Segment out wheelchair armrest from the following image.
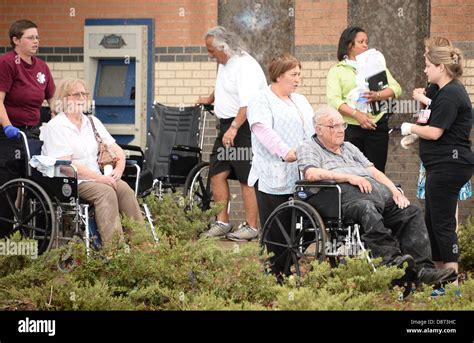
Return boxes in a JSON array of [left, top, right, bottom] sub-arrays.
[[126, 160, 137, 166], [295, 179, 337, 186], [54, 160, 77, 178], [55, 160, 72, 166], [119, 144, 144, 154], [395, 184, 404, 195], [119, 144, 145, 159], [172, 145, 201, 153]]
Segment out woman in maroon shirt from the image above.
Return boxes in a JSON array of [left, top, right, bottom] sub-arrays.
[[0, 19, 55, 138], [0, 19, 55, 237]]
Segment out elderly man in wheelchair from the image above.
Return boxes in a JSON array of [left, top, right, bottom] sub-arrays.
[[292, 105, 457, 286]]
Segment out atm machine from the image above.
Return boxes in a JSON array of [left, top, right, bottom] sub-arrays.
[[84, 19, 154, 148]]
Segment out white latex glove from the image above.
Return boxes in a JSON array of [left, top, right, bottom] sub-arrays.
[[401, 122, 414, 136], [400, 133, 419, 149]]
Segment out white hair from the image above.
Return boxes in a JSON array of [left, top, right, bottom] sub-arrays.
[[313, 105, 342, 127], [205, 26, 246, 58]]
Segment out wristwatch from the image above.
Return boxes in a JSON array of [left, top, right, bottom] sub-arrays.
[[231, 120, 239, 129]]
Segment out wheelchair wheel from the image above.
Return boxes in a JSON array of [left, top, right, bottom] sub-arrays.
[[260, 200, 328, 277], [183, 162, 212, 211], [0, 178, 56, 254]]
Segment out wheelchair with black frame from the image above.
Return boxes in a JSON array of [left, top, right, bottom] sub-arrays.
[[260, 179, 414, 296], [0, 101, 215, 258], [120, 102, 215, 211], [0, 130, 157, 260]]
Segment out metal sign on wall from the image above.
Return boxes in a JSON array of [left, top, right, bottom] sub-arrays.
[[99, 34, 127, 49]]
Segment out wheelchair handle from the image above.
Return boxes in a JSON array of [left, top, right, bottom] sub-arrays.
[[295, 180, 337, 186], [201, 104, 215, 116]]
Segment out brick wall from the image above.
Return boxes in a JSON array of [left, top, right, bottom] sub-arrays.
[[295, 0, 348, 45], [0, 0, 217, 47], [430, 0, 474, 42], [48, 62, 84, 81], [154, 62, 216, 106]]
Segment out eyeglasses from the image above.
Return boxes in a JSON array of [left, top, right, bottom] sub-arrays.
[[318, 122, 348, 131], [22, 35, 40, 41], [68, 92, 89, 99]]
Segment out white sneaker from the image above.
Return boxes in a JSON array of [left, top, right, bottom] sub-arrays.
[[226, 223, 258, 242], [201, 222, 232, 238]]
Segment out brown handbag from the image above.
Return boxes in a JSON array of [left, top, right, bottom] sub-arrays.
[[88, 115, 117, 171]]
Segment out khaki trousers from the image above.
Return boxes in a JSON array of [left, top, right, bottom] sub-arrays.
[[78, 180, 143, 246]]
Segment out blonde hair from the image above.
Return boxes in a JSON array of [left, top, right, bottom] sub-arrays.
[[425, 46, 463, 79], [424, 36, 452, 50], [51, 79, 89, 114]]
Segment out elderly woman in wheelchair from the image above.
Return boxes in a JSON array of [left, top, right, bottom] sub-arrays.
[[40, 78, 144, 247], [260, 105, 457, 289]]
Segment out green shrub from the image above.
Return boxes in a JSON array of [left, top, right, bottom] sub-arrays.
[[0, 194, 473, 311], [459, 217, 474, 272]]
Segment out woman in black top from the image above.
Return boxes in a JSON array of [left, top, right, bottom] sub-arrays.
[[401, 45, 474, 282]]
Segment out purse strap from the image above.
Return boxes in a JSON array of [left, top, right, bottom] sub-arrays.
[[88, 115, 103, 144]]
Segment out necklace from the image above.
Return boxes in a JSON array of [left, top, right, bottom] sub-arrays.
[[288, 95, 305, 128]]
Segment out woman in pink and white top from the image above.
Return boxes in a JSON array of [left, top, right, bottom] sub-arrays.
[[247, 53, 314, 276]]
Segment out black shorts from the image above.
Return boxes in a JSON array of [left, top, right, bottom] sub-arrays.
[[209, 118, 252, 183]]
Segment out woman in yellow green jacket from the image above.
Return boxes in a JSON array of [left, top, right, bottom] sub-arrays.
[[326, 27, 401, 172]]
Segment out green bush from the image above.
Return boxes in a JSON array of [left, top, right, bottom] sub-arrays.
[[0, 194, 473, 311], [459, 217, 474, 272]]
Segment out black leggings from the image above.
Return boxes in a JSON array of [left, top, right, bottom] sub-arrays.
[[425, 163, 473, 262], [255, 182, 292, 275]]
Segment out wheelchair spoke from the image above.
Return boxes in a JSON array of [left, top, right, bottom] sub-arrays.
[[260, 199, 329, 277], [0, 217, 16, 225], [290, 207, 297, 242], [4, 190, 21, 220], [19, 206, 45, 227], [282, 251, 293, 275], [294, 221, 312, 243], [261, 238, 293, 249], [197, 176, 206, 194], [20, 224, 47, 235], [193, 191, 204, 201], [274, 217, 292, 246]]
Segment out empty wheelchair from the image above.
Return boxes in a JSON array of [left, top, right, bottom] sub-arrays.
[[121, 103, 214, 211]]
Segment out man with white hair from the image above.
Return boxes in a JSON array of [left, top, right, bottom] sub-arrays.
[[197, 26, 267, 241], [297, 105, 457, 285]]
